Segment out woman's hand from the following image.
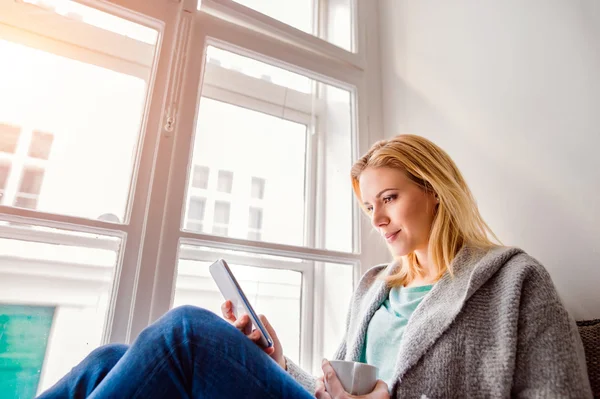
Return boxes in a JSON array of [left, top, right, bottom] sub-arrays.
[[315, 360, 389, 399], [221, 300, 286, 370]]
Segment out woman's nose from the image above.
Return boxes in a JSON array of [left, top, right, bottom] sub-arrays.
[[371, 207, 389, 228]]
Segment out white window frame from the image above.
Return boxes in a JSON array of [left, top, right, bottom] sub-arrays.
[[0, 0, 386, 377], [134, 2, 384, 372]]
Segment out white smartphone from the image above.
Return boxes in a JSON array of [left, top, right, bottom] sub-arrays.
[[209, 259, 274, 349]]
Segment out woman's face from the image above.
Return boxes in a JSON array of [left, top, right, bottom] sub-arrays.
[[359, 167, 438, 257]]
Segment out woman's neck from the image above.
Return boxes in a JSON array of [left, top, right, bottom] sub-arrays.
[[407, 248, 437, 287]]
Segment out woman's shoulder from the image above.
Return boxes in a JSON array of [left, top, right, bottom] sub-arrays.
[[480, 246, 561, 303], [491, 246, 552, 280], [358, 262, 392, 285]]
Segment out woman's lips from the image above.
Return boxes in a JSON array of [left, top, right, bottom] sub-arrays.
[[385, 230, 400, 243]]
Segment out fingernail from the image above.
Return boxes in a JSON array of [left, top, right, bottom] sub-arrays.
[[322, 358, 328, 366]]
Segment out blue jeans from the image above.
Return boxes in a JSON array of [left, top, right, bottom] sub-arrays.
[[37, 306, 314, 399]]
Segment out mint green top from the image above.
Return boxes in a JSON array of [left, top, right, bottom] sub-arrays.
[[362, 284, 434, 387]]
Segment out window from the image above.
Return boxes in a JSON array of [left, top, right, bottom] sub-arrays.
[[192, 165, 209, 189], [217, 170, 233, 193], [2, 0, 381, 382], [212, 200, 231, 236], [28, 131, 54, 160], [0, 124, 20, 154], [186, 196, 206, 232], [250, 177, 265, 199]]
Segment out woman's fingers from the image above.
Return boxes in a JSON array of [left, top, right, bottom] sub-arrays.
[[321, 360, 347, 398], [221, 301, 236, 322], [233, 314, 251, 332], [315, 377, 332, 399]]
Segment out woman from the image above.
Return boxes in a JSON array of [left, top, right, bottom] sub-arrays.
[[37, 135, 592, 398]]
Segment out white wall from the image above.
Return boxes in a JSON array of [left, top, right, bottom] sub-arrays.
[[378, 0, 600, 320]]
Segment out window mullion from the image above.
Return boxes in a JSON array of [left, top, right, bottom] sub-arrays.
[[136, 12, 207, 333]]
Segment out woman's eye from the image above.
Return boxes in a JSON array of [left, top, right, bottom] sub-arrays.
[[366, 206, 373, 213], [383, 195, 397, 203]]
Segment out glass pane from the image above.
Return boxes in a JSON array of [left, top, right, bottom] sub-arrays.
[[0, 124, 20, 154], [0, 222, 121, 395], [320, 262, 353, 360], [21, 0, 158, 45], [186, 46, 355, 252], [216, 0, 354, 52], [207, 46, 311, 93], [173, 245, 303, 364], [0, 5, 158, 222], [234, 0, 313, 33], [186, 98, 307, 245]]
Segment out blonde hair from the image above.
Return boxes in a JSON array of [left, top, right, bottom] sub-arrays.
[[351, 134, 500, 287]]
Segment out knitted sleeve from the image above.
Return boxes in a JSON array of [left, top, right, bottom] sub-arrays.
[[511, 262, 593, 398]]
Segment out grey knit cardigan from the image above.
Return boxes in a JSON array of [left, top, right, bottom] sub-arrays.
[[286, 246, 592, 398]]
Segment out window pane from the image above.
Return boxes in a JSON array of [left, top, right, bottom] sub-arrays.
[[0, 124, 20, 154], [28, 131, 54, 160], [217, 170, 233, 193], [320, 262, 353, 361], [206, 46, 311, 93], [0, 7, 159, 222], [203, 1, 354, 52], [251, 177, 265, 199], [187, 46, 355, 252], [187, 97, 307, 246], [192, 165, 209, 189], [0, 222, 121, 394], [173, 245, 303, 364], [233, 0, 313, 33]]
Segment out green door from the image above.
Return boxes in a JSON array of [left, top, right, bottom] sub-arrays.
[[0, 305, 55, 399]]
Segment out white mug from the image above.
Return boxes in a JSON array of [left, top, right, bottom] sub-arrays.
[[328, 360, 378, 396]]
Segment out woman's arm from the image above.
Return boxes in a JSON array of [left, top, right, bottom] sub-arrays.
[[511, 267, 592, 398], [284, 264, 387, 394]]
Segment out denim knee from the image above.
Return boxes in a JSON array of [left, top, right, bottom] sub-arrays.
[[84, 343, 128, 370], [162, 305, 221, 328]]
